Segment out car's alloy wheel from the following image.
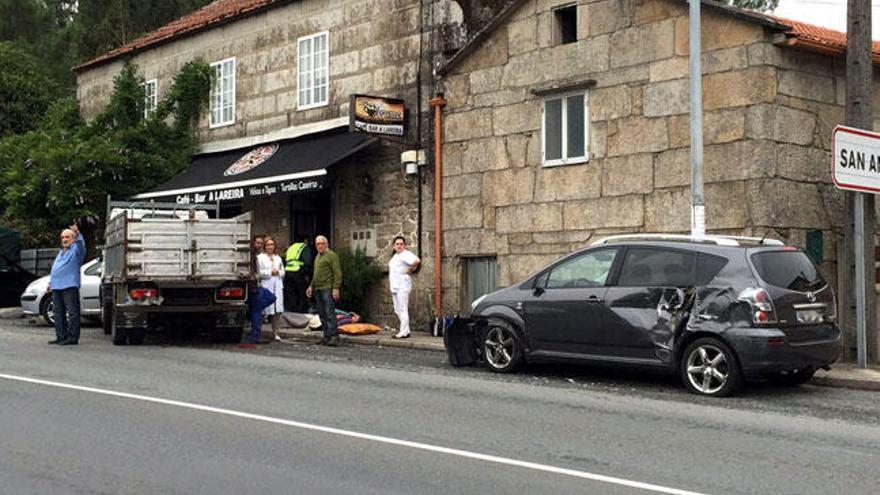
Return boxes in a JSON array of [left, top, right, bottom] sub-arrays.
[[483, 323, 522, 373], [41, 297, 55, 327], [681, 338, 742, 397]]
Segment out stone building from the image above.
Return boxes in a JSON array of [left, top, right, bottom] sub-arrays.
[[434, 0, 880, 358], [74, 0, 471, 329]]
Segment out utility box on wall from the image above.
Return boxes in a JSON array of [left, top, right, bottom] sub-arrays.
[[351, 228, 377, 257]]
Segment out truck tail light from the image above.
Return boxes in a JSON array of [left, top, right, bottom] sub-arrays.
[[130, 288, 158, 299], [217, 285, 246, 300], [738, 287, 777, 325]]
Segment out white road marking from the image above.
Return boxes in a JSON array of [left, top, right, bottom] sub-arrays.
[[0, 372, 708, 495]]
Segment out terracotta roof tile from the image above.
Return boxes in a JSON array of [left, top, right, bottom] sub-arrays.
[[75, 0, 880, 72], [771, 16, 880, 60], [74, 0, 286, 71]]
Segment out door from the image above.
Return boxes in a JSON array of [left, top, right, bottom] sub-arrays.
[[522, 248, 619, 354], [290, 191, 331, 244], [81, 260, 103, 313], [603, 247, 697, 361]]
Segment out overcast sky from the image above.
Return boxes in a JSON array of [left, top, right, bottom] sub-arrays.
[[772, 0, 879, 37]]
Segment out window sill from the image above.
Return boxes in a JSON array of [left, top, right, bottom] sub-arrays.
[[542, 157, 589, 168], [297, 101, 329, 112], [209, 120, 235, 129]]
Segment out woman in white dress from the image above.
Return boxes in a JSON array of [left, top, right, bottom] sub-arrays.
[[388, 236, 420, 339], [257, 237, 285, 340]]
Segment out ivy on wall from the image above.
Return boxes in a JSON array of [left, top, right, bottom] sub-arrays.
[[0, 59, 212, 248]]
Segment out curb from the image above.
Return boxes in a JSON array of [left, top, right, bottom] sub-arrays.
[[277, 329, 445, 352], [0, 307, 23, 320], [812, 374, 880, 392]]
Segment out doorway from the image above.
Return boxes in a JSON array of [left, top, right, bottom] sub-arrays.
[[289, 191, 332, 245]]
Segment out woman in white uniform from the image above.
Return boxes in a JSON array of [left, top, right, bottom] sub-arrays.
[[257, 237, 285, 340], [388, 236, 420, 339]]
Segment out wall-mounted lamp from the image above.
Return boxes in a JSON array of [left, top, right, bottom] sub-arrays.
[[401, 149, 427, 176]]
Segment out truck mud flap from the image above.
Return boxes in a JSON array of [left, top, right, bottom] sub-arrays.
[[443, 317, 484, 367]]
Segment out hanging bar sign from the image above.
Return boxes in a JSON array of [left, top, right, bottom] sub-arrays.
[[349, 94, 406, 136]]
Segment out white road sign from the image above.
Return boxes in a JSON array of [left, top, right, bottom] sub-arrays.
[[833, 125, 880, 193]]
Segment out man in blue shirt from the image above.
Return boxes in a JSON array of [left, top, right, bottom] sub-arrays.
[[48, 223, 86, 345]]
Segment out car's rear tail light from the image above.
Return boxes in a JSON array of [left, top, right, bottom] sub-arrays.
[[767, 337, 785, 346], [217, 286, 246, 300], [130, 288, 159, 299], [738, 287, 777, 325]]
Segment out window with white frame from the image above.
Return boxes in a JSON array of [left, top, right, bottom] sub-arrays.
[[142, 79, 157, 118], [297, 31, 329, 109], [542, 91, 588, 166], [210, 58, 236, 127]]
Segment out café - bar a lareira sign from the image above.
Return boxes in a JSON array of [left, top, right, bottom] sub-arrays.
[[349, 94, 405, 136]]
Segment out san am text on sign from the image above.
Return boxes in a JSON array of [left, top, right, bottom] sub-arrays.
[[833, 125, 880, 193]]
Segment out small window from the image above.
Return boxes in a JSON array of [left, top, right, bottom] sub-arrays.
[[84, 261, 103, 277], [142, 79, 157, 118], [554, 5, 577, 45], [298, 31, 330, 110], [618, 248, 696, 287], [542, 92, 588, 166], [466, 257, 497, 308], [210, 58, 236, 127], [545, 249, 616, 289], [695, 253, 729, 285]]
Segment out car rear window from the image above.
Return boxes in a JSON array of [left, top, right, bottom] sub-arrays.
[[750, 251, 825, 291]]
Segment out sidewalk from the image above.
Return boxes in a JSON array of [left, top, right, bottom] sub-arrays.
[[276, 325, 445, 352], [813, 365, 880, 392]]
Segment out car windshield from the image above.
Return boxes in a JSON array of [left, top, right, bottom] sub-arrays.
[[750, 251, 825, 292]]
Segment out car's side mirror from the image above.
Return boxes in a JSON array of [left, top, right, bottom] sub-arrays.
[[533, 286, 545, 297]]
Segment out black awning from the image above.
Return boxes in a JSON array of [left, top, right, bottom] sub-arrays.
[[134, 129, 375, 204]]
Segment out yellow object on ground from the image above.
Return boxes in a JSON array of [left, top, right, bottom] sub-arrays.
[[339, 323, 381, 335]]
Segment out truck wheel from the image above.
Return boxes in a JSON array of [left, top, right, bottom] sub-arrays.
[[101, 300, 113, 335], [214, 327, 244, 344], [128, 327, 146, 345], [111, 310, 128, 346]]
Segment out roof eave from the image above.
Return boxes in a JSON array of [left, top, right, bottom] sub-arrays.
[[73, 0, 294, 73]]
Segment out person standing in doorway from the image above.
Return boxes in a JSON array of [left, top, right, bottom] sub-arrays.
[[284, 234, 313, 313], [257, 237, 285, 341], [388, 236, 421, 339], [48, 222, 86, 345], [247, 234, 275, 343], [306, 235, 342, 346]]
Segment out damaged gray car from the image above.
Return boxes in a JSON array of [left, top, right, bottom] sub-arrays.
[[444, 235, 841, 397]]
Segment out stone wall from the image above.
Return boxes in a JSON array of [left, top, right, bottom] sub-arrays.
[[75, 0, 438, 329], [439, 0, 880, 317], [76, 0, 427, 144]]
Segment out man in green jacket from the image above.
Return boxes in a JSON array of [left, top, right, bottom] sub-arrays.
[[306, 235, 342, 346]]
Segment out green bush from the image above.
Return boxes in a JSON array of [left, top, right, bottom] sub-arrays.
[[336, 246, 383, 317]]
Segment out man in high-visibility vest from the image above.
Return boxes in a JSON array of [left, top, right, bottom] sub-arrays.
[[284, 235, 313, 313]]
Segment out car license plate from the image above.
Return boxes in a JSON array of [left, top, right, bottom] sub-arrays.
[[796, 309, 823, 324]]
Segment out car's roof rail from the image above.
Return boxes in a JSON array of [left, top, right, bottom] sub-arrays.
[[592, 234, 785, 247]]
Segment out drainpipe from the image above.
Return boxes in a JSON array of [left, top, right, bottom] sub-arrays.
[[429, 94, 447, 317]]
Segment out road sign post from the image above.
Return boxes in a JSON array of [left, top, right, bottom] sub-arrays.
[[832, 125, 880, 368]]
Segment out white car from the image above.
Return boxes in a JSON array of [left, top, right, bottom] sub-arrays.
[[20, 259, 103, 326]]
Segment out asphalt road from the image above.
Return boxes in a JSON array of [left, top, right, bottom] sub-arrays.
[[1, 316, 878, 495]]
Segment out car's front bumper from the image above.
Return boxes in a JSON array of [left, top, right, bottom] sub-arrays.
[[20, 293, 40, 316], [726, 324, 841, 377]]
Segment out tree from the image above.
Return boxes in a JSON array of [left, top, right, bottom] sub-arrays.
[[72, 0, 213, 61], [0, 59, 212, 247], [0, 42, 55, 137]]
